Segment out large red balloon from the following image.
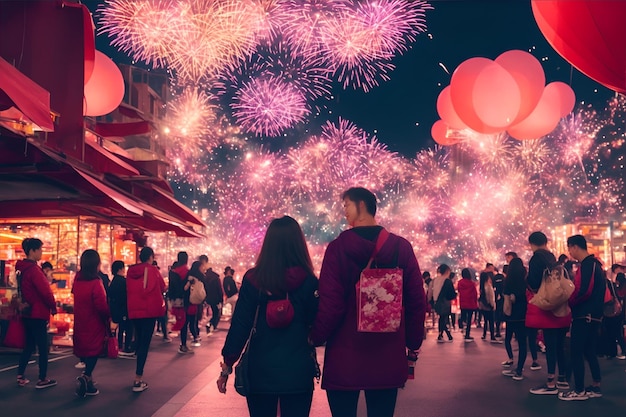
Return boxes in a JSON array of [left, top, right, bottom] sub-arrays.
[[531, 0, 626, 94], [84, 51, 125, 117], [472, 61, 521, 130], [436, 86, 467, 130], [495, 50, 545, 124], [450, 57, 501, 134], [507, 83, 563, 140], [431, 120, 461, 146]]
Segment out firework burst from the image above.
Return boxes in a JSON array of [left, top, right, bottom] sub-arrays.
[[231, 75, 309, 136]]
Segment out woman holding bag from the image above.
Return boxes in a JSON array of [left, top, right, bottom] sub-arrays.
[[217, 216, 319, 417], [501, 257, 530, 381], [72, 249, 111, 397]]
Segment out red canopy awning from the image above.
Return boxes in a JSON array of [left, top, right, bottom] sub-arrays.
[[84, 135, 141, 177], [0, 56, 54, 131], [93, 121, 151, 137]]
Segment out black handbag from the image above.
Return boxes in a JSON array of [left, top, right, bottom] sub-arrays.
[[234, 303, 260, 396]]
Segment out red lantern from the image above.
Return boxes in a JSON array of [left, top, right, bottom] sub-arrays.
[[436, 86, 467, 130], [495, 50, 545, 124], [531, 0, 626, 94], [507, 83, 562, 140], [83, 51, 125, 117], [431, 120, 462, 146]]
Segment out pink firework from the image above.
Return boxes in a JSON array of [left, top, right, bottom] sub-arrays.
[[98, 0, 181, 68], [319, 0, 431, 91], [231, 75, 309, 136]]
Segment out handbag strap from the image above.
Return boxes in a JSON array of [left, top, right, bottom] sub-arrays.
[[365, 228, 390, 269], [241, 301, 261, 356], [16, 270, 23, 297]]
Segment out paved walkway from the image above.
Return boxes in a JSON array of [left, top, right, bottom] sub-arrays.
[[2, 324, 626, 417]]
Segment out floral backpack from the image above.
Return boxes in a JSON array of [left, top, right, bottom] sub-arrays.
[[356, 229, 403, 333]]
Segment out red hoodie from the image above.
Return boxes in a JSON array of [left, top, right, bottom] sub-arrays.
[[458, 277, 478, 310], [126, 262, 166, 319], [15, 259, 56, 320]]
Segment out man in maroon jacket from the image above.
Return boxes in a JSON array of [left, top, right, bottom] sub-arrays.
[[310, 187, 427, 417]]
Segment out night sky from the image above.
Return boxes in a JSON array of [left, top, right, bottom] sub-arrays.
[[86, 0, 616, 157]]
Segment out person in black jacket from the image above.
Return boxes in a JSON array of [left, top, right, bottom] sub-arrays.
[[559, 234, 606, 401], [108, 261, 134, 356], [223, 266, 239, 317], [217, 216, 319, 417], [428, 264, 457, 342], [501, 257, 528, 380], [205, 267, 223, 334]]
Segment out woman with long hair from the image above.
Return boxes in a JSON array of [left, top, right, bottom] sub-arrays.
[[72, 249, 110, 397], [478, 272, 499, 343], [217, 216, 319, 417]]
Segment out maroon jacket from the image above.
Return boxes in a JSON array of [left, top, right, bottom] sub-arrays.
[[458, 277, 478, 310], [309, 227, 426, 390], [126, 262, 166, 319], [15, 259, 56, 320], [72, 272, 110, 357]]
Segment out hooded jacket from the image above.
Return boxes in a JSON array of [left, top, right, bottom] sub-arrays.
[[15, 259, 56, 320], [309, 226, 426, 390], [72, 271, 110, 357], [126, 262, 166, 319], [458, 276, 478, 310], [221, 266, 318, 394]]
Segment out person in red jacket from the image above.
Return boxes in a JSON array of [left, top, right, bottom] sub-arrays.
[[458, 268, 478, 342], [310, 187, 426, 417], [72, 249, 111, 397], [126, 247, 166, 393], [15, 238, 57, 389]]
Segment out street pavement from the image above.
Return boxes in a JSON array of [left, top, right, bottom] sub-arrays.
[[1, 321, 626, 417]]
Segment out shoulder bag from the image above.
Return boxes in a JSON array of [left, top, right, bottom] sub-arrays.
[[356, 229, 403, 333]]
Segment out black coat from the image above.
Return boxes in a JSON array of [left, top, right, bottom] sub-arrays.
[[223, 275, 238, 298], [205, 269, 223, 305], [221, 267, 319, 395], [108, 274, 128, 323]]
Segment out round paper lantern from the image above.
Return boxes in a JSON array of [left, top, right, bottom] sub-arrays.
[[507, 83, 562, 140], [84, 51, 125, 117], [495, 50, 545, 124], [431, 120, 461, 146], [547, 81, 575, 117], [472, 60, 521, 130], [450, 57, 501, 134], [436, 86, 468, 130], [531, 0, 626, 94]]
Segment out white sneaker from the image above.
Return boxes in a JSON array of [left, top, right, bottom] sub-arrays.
[[75, 362, 86, 369]]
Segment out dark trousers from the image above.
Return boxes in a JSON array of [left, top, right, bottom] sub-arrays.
[[18, 318, 49, 380], [83, 356, 98, 377], [117, 318, 134, 352], [132, 318, 156, 377], [571, 319, 602, 392], [481, 310, 494, 339], [601, 316, 626, 357], [505, 321, 527, 374], [438, 311, 451, 337], [327, 389, 398, 417], [181, 313, 198, 346], [526, 327, 539, 360], [461, 309, 473, 338], [543, 327, 568, 377], [246, 391, 313, 417], [209, 303, 221, 329]]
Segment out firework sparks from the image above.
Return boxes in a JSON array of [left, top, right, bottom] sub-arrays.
[[231, 75, 309, 136]]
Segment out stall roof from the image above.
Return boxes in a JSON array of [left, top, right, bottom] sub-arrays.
[[0, 56, 53, 131]]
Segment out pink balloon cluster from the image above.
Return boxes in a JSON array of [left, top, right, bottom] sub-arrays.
[[432, 50, 575, 145]]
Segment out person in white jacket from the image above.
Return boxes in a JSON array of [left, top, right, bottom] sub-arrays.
[[479, 272, 501, 343]]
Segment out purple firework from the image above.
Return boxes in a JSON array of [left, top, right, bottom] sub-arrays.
[[231, 75, 310, 136]]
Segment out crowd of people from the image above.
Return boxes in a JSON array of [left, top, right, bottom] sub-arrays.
[[14, 238, 239, 397], [9, 186, 626, 415], [424, 231, 626, 402]]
